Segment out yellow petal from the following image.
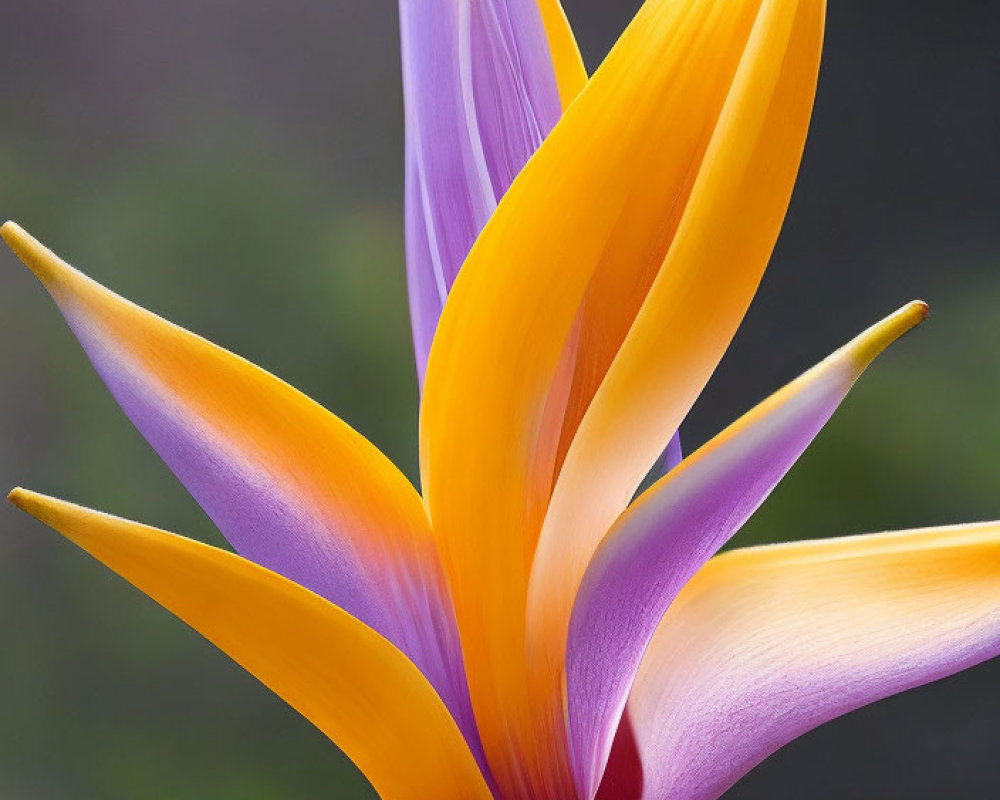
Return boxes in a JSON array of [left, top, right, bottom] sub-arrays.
[[531, 0, 825, 765], [543, 0, 826, 626], [550, 0, 825, 561], [421, 0, 824, 794], [548, 0, 824, 478], [9, 489, 492, 800], [535, 0, 588, 106]]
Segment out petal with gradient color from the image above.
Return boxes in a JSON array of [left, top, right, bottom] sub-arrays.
[[1, 223, 481, 762], [567, 301, 927, 799], [627, 524, 1000, 800], [8, 490, 492, 800], [530, 3, 828, 750], [422, 1, 824, 793]]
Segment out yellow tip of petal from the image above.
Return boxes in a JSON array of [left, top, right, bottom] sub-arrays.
[[8, 488, 91, 541], [8, 486, 116, 543], [8, 487, 58, 528], [8, 486, 31, 511], [2, 221, 73, 288], [847, 299, 929, 368]]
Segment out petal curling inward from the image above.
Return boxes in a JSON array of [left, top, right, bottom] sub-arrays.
[[565, 301, 927, 798], [627, 523, 1000, 800], [8, 490, 493, 800], [400, 0, 568, 386], [1, 222, 482, 764], [422, 0, 823, 794]]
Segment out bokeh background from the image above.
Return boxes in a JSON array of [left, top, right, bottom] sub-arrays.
[[0, 1, 997, 797]]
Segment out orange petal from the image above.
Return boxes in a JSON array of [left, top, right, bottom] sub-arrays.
[[421, 0, 824, 795], [535, 0, 588, 106], [530, 0, 825, 775], [9, 489, 493, 800]]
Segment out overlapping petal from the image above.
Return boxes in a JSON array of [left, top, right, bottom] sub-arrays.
[[8, 489, 492, 800], [4, 1, 995, 799], [626, 523, 1000, 800], [565, 301, 926, 798], [543, 0, 825, 482], [597, 711, 645, 800], [1, 223, 481, 762], [401, 0, 579, 385], [532, 0, 587, 105], [421, 0, 824, 793]]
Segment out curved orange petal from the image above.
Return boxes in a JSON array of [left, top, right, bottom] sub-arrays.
[[9, 489, 493, 800], [534, 0, 587, 105], [547, 0, 823, 478], [421, 0, 823, 795], [530, 0, 825, 769]]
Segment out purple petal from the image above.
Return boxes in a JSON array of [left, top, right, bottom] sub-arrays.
[[627, 523, 1000, 800], [588, 429, 681, 800], [593, 427, 682, 800], [399, 0, 563, 385], [651, 430, 683, 479], [565, 303, 929, 799], [2, 223, 486, 770]]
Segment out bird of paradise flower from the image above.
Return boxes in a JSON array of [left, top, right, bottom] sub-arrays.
[[5, 0, 999, 799]]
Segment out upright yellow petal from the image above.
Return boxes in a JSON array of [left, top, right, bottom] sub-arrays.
[[535, 0, 588, 106], [421, 0, 823, 795], [548, 0, 822, 475], [9, 489, 492, 800], [548, 0, 825, 575], [531, 0, 825, 772]]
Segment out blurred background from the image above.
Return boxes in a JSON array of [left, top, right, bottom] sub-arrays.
[[0, 1, 997, 797]]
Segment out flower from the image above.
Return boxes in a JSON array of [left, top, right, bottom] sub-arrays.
[[4, 0, 999, 799]]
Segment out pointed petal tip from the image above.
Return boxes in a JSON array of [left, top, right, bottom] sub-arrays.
[[7, 486, 30, 510], [1, 221, 73, 288], [2, 220, 38, 264], [885, 299, 930, 333], [8, 488, 87, 537], [7, 489, 494, 800], [8, 487, 58, 526], [1, 219, 23, 243], [848, 299, 929, 368], [904, 298, 930, 324]]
